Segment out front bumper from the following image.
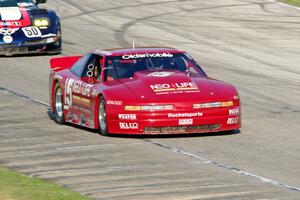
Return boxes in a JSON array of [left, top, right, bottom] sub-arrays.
[[107, 107, 241, 135], [0, 35, 61, 55]]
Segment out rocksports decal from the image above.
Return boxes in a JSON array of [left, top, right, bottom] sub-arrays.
[[168, 112, 203, 118], [122, 53, 173, 59]]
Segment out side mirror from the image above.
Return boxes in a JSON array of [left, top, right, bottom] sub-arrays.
[[36, 0, 47, 5]]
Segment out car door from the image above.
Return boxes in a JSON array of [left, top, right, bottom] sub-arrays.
[[75, 54, 103, 128], [64, 53, 92, 125]]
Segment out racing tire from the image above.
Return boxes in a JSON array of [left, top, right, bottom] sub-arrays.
[[54, 83, 65, 125], [98, 96, 109, 136]]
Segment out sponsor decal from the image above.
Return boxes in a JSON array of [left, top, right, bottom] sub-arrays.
[[122, 53, 173, 60], [3, 35, 13, 43], [119, 122, 139, 129], [179, 119, 193, 125], [147, 71, 174, 77], [64, 78, 92, 106], [73, 80, 92, 97], [150, 82, 199, 94], [227, 117, 239, 124], [118, 114, 137, 120], [0, 28, 18, 43], [0, 21, 21, 26], [107, 100, 122, 106], [72, 95, 90, 105], [229, 108, 239, 115], [168, 112, 203, 118]]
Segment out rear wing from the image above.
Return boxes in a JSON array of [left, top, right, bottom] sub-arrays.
[[50, 56, 82, 72]]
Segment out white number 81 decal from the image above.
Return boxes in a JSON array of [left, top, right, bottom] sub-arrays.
[[22, 26, 42, 38]]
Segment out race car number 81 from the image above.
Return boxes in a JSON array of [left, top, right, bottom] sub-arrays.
[[22, 26, 42, 38]]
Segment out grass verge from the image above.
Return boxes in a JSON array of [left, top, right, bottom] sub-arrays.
[[0, 166, 91, 200], [281, 0, 300, 7]]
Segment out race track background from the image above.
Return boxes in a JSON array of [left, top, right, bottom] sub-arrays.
[[1, 0, 300, 199]]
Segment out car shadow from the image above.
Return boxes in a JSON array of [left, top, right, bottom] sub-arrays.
[[110, 129, 241, 139]]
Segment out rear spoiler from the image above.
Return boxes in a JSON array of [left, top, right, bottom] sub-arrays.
[[50, 56, 82, 72]]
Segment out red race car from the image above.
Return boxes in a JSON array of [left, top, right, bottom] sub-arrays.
[[49, 47, 241, 136]]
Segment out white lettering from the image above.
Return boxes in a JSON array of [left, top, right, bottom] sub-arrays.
[[168, 112, 203, 118], [118, 114, 137, 120], [227, 117, 239, 124], [107, 100, 122, 105], [229, 108, 239, 115], [122, 53, 173, 60], [119, 122, 139, 129]]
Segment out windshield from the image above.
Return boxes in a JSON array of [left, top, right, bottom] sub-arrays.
[[106, 53, 206, 80], [0, 0, 34, 7]]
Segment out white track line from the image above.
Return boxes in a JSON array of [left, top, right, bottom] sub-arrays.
[[0, 87, 50, 107], [147, 140, 300, 192]]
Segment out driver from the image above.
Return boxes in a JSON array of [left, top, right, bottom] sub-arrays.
[[94, 65, 101, 81]]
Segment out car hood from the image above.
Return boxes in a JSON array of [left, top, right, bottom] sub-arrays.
[[116, 70, 231, 103], [0, 5, 47, 28], [0, 6, 31, 28]]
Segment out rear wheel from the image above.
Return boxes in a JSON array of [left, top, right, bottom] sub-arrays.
[[54, 83, 65, 124], [98, 96, 109, 136]]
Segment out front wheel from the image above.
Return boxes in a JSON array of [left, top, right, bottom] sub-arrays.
[[54, 83, 65, 124], [98, 96, 109, 136]]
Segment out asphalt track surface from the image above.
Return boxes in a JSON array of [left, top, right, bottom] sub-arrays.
[[1, 0, 300, 199]]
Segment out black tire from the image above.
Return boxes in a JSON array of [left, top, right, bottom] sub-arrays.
[[54, 83, 65, 124], [98, 96, 109, 136]]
